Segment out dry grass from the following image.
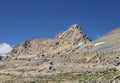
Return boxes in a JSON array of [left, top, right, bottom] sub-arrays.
[[1, 67, 120, 83]]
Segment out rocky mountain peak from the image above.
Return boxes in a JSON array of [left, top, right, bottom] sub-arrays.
[[55, 24, 90, 44], [55, 24, 83, 39], [9, 24, 91, 57], [68, 24, 81, 31]]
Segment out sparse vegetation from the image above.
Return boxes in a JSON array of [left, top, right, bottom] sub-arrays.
[[2, 67, 119, 83]]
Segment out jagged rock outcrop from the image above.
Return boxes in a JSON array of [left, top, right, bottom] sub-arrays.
[[9, 24, 90, 57]]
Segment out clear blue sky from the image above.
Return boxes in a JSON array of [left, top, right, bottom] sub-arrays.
[[0, 0, 120, 45]]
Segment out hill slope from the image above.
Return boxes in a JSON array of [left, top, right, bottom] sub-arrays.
[[0, 25, 120, 83], [74, 27, 120, 52]]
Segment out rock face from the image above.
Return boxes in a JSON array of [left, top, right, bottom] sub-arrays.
[[9, 24, 90, 57]]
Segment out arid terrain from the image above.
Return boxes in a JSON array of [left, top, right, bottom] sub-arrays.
[[0, 24, 120, 83]]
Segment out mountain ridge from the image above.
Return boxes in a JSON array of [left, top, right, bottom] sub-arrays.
[[9, 24, 90, 57], [1, 24, 120, 82]]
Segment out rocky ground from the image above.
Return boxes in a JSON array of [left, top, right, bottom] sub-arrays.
[[0, 24, 120, 83]]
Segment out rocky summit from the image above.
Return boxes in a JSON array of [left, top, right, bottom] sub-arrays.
[[0, 24, 120, 83], [9, 24, 90, 57]]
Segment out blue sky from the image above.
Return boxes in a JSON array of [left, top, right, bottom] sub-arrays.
[[0, 0, 120, 46]]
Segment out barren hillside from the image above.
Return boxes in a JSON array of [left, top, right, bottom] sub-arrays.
[[0, 24, 120, 83]]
